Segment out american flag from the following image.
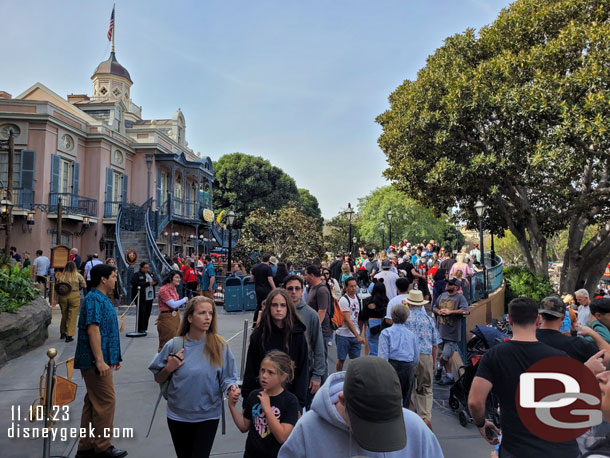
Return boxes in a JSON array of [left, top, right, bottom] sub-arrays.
[[107, 6, 115, 41]]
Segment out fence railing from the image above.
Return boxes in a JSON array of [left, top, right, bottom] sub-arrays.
[[104, 201, 122, 218], [48, 192, 97, 216]]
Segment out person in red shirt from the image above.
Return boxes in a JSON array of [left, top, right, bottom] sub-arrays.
[[156, 271, 188, 351], [182, 260, 199, 299]]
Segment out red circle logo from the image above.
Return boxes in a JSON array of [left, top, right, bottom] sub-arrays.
[[516, 356, 601, 441]]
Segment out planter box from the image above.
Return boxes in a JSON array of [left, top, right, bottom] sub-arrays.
[[0, 296, 51, 367]]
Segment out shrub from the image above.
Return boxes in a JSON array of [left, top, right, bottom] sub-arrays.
[[0, 259, 40, 313], [504, 265, 554, 304]]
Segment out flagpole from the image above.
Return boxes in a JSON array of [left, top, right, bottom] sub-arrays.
[[112, 3, 116, 53]]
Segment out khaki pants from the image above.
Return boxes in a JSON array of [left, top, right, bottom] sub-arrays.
[[59, 291, 81, 337], [157, 311, 181, 352], [78, 368, 116, 453], [410, 353, 434, 421]]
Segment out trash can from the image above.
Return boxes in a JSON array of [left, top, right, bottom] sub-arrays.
[[224, 276, 244, 312], [243, 278, 257, 311]]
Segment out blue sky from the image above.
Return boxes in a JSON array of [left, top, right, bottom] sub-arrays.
[[4, 0, 512, 218]]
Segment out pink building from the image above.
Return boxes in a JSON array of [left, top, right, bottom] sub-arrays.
[[0, 51, 215, 276]]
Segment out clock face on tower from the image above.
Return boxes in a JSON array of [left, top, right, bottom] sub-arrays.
[[114, 150, 124, 165], [0, 124, 20, 140], [61, 134, 74, 150]]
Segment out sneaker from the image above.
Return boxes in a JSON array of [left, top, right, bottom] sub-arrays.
[[434, 368, 443, 381], [438, 375, 455, 386], [328, 341, 333, 346]]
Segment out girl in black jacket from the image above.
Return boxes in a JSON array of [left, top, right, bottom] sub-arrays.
[[242, 288, 309, 409]]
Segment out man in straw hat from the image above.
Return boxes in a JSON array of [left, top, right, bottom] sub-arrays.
[[404, 289, 441, 430], [278, 356, 443, 457]]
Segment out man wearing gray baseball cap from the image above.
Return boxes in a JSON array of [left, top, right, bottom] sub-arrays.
[[278, 356, 442, 457]]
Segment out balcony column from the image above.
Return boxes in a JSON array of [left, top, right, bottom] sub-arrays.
[[145, 154, 152, 202]]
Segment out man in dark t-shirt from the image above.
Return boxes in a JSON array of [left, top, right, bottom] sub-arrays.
[[468, 297, 580, 458], [536, 296, 599, 363], [328, 254, 344, 284], [251, 254, 276, 325]]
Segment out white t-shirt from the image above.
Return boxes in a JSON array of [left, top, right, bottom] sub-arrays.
[[84, 258, 103, 280], [385, 293, 409, 320], [336, 294, 360, 338], [578, 304, 591, 327], [374, 270, 400, 300]]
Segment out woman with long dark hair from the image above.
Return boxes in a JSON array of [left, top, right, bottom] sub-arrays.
[[362, 281, 389, 356], [242, 288, 309, 409], [148, 296, 239, 458], [156, 271, 188, 352], [273, 262, 289, 288]]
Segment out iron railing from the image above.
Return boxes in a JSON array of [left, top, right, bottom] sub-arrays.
[[104, 201, 122, 218], [145, 203, 171, 280], [48, 192, 97, 216], [115, 204, 129, 301]]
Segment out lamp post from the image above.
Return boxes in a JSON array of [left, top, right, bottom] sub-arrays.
[[345, 203, 354, 257], [474, 200, 488, 298], [352, 236, 357, 259], [226, 211, 235, 276], [387, 210, 393, 248], [380, 222, 385, 250]]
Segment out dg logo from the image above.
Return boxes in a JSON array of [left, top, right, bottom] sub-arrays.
[[516, 356, 602, 441]]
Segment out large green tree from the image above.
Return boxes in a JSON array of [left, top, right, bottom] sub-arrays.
[[213, 153, 299, 227], [357, 187, 463, 251], [233, 203, 323, 267], [376, 0, 610, 294], [298, 188, 323, 230]]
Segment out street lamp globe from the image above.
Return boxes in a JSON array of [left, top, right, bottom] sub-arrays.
[[387, 210, 393, 221], [227, 210, 236, 226], [352, 236, 357, 244], [0, 197, 14, 217], [345, 203, 354, 221], [474, 200, 487, 218]]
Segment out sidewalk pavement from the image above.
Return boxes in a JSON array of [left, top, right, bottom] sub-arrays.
[[0, 305, 492, 458]]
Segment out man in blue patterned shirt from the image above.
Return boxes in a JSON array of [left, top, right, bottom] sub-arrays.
[[404, 289, 441, 430], [74, 264, 126, 458]]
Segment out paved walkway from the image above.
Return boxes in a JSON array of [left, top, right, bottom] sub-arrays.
[[0, 306, 492, 458]]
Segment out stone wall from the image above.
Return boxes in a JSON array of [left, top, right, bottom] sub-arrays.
[[0, 296, 51, 367]]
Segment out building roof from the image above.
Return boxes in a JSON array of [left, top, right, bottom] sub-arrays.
[[92, 52, 132, 83]]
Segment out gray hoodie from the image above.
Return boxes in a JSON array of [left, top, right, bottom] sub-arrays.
[[296, 298, 326, 381], [278, 372, 444, 457]]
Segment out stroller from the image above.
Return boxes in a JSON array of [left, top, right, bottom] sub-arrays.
[[448, 325, 508, 427]]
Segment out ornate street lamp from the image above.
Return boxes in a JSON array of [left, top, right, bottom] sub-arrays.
[[474, 200, 488, 298], [380, 222, 385, 250], [387, 209, 393, 247], [345, 203, 354, 257], [227, 211, 236, 275]]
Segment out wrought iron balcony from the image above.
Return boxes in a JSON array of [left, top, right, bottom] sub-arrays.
[[48, 192, 98, 217]]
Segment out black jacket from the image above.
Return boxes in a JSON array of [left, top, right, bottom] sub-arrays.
[[130, 270, 156, 300], [242, 319, 309, 408]]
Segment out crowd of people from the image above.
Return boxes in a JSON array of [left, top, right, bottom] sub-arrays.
[[8, 240, 610, 457]]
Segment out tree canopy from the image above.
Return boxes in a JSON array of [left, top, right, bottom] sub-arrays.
[[357, 187, 464, 251], [298, 188, 323, 230], [233, 203, 323, 267], [213, 153, 299, 227], [376, 0, 610, 293]]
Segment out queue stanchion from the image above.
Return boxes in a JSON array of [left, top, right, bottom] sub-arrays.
[[42, 348, 58, 458], [126, 287, 146, 338], [240, 319, 248, 383]]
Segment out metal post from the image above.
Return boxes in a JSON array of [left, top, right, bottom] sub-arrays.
[[56, 198, 63, 246], [348, 222, 352, 257], [227, 226, 232, 276], [42, 348, 57, 458], [127, 286, 146, 337], [479, 218, 488, 298], [389, 221, 392, 248], [4, 130, 13, 255], [490, 230, 496, 267], [240, 319, 248, 381], [382, 229, 385, 251]]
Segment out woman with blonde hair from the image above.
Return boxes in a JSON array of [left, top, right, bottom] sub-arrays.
[[55, 261, 86, 342], [449, 253, 474, 279], [242, 288, 309, 409], [148, 296, 239, 458]]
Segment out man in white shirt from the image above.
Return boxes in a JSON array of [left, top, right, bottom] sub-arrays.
[[575, 288, 591, 326], [335, 277, 364, 372], [375, 260, 400, 300], [385, 278, 411, 326], [84, 254, 103, 292]]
